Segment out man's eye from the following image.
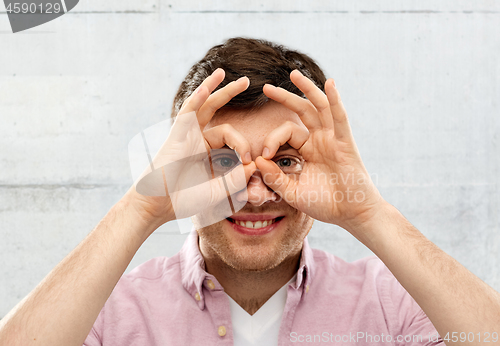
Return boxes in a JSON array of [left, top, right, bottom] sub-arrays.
[[276, 158, 293, 167], [205, 148, 241, 177], [274, 157, 303, 173], [212, 156, 238, 171], [217, 157, 236, 168]]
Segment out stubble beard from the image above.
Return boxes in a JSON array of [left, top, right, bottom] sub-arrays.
[[196, 211, 313, 272]]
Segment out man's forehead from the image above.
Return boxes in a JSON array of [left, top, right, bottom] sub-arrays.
[[207, 103, 303, 129], [205, 102, 305, 157]]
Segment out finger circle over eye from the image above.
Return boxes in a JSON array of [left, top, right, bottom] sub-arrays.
[[261, 121, 309, 159], [203, 124, 252, 164]]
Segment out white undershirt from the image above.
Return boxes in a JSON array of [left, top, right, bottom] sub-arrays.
[[227, 275, 296, 346]]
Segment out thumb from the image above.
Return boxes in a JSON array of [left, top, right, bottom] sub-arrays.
[[255, 156, 294, 202]]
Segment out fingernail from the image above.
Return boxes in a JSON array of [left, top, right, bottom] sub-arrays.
[[293, 69, 303, 76], [244, 152, 252, 163], [196, 86, 202, 94], [237, 76, 250, 88], [331, 79, 336, 88], [265, 84, 277, 90], [262, 147, 270, 158], [211, 68, 222, 76]]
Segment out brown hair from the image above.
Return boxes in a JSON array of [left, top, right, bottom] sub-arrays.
[[171, 37, 327, 119]]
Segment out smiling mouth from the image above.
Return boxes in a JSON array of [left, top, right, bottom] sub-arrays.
[[226, 217, 284, 229]]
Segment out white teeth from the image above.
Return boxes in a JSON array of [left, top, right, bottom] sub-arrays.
[[233, 219, 275, 228]]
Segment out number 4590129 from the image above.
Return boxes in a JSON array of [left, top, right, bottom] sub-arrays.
[[6, 2, 63, 14], [443, 332, 498, 343]]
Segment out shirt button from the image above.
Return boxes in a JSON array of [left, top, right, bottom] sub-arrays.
[[195, 292, 201, 301], [207, 279, 215, 290], [218, 325, 226, 337]]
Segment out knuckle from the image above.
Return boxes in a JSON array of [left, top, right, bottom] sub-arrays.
[[284, 122, 298, 135], [226, 88, 240, 99], [221, 123, 233, 131], [204, 102, 218, 115], [335, 111, 348, 123], [298, 108, 309, 117], [316, 102, 329, 113], [306, 102, 317, 113], [277, 91, 289, 104]]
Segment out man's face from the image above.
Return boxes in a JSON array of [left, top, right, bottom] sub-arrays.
[[193, 100, 314, 272]]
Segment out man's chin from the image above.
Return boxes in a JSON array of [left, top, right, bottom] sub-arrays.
[[220, 248, 288, 272], [195, 207, 312, 274]]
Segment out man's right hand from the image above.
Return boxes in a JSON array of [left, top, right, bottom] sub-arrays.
[[125, 68, 257, 236]]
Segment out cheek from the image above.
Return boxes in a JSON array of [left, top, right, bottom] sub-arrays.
[[191, 217, 225, 238], [295, 214, 314, 236]]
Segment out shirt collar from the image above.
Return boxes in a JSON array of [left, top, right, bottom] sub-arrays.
[[179, 228, 316, 309], [179, 229, 209, 310]]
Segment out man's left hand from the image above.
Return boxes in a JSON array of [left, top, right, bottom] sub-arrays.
[[257, 70, 384, 234]]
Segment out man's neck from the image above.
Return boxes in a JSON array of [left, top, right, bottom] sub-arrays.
[[201, 247, 301, 316]]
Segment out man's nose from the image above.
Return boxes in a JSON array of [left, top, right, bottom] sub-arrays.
[[234, 170, 278, 207]]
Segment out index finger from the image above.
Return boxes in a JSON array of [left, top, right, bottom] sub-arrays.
[[289, 69, 334, 129], [197, 75, 250, 129], [178, 68, 226, 115], [262, 84, 322, 130]]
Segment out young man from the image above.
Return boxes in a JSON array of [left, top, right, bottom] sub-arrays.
[[1, 37, 499, 346]]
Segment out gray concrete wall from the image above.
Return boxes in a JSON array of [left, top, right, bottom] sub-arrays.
[[1, 0, 499, 318]]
